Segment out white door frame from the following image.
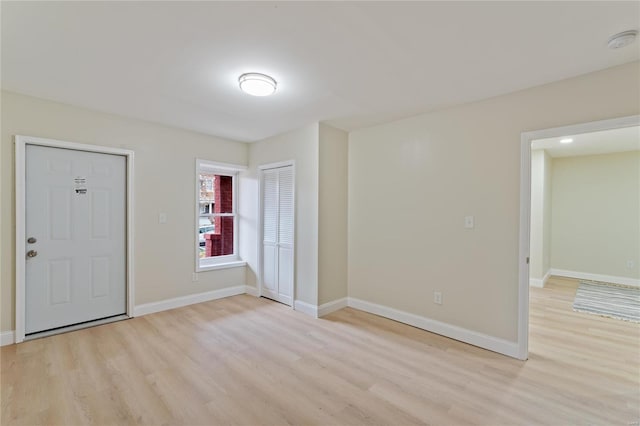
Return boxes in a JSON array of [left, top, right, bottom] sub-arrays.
[[257, 160, 295, 306], [517, 114, 639, 360], [15, 135, 135, 343]]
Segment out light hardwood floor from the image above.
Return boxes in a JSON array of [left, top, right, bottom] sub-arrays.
[[2, 276, 639, 425]]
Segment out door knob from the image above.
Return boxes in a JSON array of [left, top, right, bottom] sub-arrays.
[[27, 237, 37, 244], [26, 250, 38, 258]]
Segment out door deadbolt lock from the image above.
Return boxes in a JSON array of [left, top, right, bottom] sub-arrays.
[[26, 250, 38, 258], [27, 237, 37, 244]]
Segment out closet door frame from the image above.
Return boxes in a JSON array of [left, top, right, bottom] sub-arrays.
[[258, 160, 295, 307]]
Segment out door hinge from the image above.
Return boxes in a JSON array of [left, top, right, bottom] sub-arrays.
[[526, 257, 530, 264]]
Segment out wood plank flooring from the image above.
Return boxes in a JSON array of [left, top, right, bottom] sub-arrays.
[[2, 276, 639, 425]]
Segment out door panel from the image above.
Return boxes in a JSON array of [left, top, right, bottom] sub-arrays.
[[90, 190, 110, 239], [49, 188, 72, 240], [278, 167, 294, 246], [277, 246, 293, 302], [48, 259, 72, 305], [25, 145, 126, 334], [262, 244, 278, 293], [262, 168, 279, 301], [262, 169, 278, 244], [261, 165, 294, 306], [90, 256, 110, 298]]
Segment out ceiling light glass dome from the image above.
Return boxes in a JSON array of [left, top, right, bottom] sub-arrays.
[[238, 73, 277, 96]]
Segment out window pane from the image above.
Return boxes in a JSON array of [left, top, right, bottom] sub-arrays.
[[199, 173, 216, 215], [201, 215, 234, 258], [198, 171, 234, 259], [215, 175, 233, 213]]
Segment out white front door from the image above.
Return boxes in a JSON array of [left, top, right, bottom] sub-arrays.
[[25, 145, 127, 334], [261, 165, 294, 306]]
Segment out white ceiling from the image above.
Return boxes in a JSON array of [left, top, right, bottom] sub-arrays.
[[2, 1, 639, 142], [532, 126, 640, 157]]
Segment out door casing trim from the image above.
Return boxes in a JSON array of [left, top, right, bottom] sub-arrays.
[[517, 115, 639, 360], [15, 135, 135, 343]]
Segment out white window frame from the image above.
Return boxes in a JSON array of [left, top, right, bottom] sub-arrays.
[[195, 159, 247, 272]]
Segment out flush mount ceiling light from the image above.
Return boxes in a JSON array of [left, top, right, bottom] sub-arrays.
[[560, 138, 574, 144], [607, 30, 638, 49], [238, 73, 277, 96]]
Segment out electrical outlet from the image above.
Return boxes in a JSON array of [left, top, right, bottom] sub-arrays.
[[433, 291, 442, 305], [626, 260, 636, 269], [192, 272, 199, 282]]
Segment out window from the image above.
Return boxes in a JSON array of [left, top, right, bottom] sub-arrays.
[[196, 159, 246, 271]]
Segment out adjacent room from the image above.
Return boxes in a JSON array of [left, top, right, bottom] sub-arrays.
[[529, 127, 640, 290], [527, 126, 640, 405], [1, 2, 639, 425]]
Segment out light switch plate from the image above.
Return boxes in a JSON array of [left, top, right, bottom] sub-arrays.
[[159, 212, 167, 224], [464, 216, 474, 229]]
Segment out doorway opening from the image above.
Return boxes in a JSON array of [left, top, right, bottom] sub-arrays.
[[518, 115, 639, 360]]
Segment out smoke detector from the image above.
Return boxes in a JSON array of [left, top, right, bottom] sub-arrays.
[[607, 30, 638, 49]]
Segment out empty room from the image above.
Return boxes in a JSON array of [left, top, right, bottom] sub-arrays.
[[1, 2, 639, 425]]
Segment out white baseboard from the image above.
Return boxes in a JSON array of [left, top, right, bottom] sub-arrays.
[[133, 285, 247, 317], [5, 292, 520, 358], [5, 285, 254, 345], [347, 298, 520, 359], [244, 285, 259, 297], [529, 278, 544, 288], [550, 268, 640, 288], [530, 270, 551, 288], [294, 300, 318, 318], [318, 297, 348, 317], [0, 331, 15, 347]]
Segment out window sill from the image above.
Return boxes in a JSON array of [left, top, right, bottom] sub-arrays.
[[197, 260, 246, 272]]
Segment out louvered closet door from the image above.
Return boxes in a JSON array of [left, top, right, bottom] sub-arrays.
[[261, 165, 294, 306], [262, 169, 279, 302], [276, 167, 294, 304]]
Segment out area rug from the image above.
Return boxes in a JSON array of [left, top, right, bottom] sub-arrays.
[[573, 281, 640, 323]]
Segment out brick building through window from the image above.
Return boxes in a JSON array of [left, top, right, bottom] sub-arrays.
[[199, 173, 235, 259]]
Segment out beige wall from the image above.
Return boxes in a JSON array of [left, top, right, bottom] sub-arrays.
[[530, 149, 552, 283], [348, 61, 640, 342], [551, 151, 640, 279], [318, 123, 348, 305], [1, 91, 249, 332], [3, 61, 639, 342], [243, 124, 320, 305], [242, 122, 347, 307]]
